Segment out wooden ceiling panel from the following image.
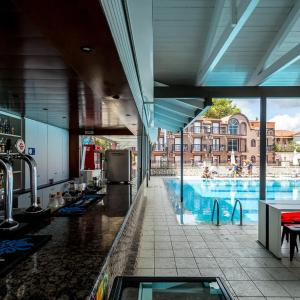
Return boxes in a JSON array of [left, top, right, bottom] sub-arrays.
[[0, 0, 138, 134]]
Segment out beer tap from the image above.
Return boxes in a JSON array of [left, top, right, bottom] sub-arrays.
[[16, 153, 44, 213], [6, 138, 44, 214], [0, 156, 19, 231]]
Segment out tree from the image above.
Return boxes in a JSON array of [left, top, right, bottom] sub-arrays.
[[204, 98, 241, 119]]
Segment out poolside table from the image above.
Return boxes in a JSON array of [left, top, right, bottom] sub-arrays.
[[259, 200, 300, 258]]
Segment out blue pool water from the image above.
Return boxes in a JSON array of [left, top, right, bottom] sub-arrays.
[[164, 178, 300, 224]]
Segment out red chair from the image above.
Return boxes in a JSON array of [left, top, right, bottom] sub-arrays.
[[281, 212, 300, 248]]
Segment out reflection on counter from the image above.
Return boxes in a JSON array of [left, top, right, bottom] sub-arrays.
[[105, 183, 132, 217]]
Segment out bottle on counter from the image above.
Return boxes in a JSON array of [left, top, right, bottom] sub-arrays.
[[57, 192, 65, 207], [62, 191, 72, 204], [48, 193, 58, 211]]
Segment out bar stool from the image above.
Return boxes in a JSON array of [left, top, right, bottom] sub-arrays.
[[282, 224, 300, 261]]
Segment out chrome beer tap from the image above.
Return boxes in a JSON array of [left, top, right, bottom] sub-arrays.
[[0, 157, 19, 231], [15, 153, 44, 213]]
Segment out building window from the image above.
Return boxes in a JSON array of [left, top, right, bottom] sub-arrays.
[[155, 156, 161, 162], [251, 139, 256, 147], [228, 118, 239, 135], [240, 122, 247, 135], [251, 155, 256, 163], [193, 138, 201, 151], [228, 139, 238, 151], [193, 121, 201, 133], [212, 138, 220, 151], [212, 122, 220, 134]]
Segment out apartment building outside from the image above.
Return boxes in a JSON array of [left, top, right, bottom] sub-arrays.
[[152, 113, 276, 166]]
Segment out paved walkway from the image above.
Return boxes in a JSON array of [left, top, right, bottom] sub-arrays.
[[134, 177, 300, 300]]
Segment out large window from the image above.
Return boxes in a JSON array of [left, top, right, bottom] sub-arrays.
[[228, 139, 238, 151], [228, 118, 239, 135], [266, 98, 300, 200]]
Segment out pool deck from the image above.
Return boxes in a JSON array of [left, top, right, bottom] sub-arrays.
[[134, 177, 300, 300]]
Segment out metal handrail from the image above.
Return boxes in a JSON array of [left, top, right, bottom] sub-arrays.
[[231, 199, 243, 226], [211, 199, 220, 226]]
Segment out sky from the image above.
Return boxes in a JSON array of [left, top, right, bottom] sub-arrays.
[[232, 98, 300, 132]]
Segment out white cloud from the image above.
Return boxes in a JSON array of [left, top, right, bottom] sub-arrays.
[[269, 113, 300, 131]]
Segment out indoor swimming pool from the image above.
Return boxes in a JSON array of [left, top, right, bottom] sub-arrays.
[[164, 178, 300, 224]]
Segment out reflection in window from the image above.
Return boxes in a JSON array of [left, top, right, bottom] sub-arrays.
[[228, 118, 239, 135]]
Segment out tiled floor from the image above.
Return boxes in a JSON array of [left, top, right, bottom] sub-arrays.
[[134, 177, 300, 300]]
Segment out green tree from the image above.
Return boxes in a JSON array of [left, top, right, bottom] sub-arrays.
[[94, 137, 111, 151], [204, 98, 241, 119]]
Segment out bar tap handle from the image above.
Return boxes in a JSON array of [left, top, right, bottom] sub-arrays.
[[19, 154, 44, 214], [0, 157, 19, 231]]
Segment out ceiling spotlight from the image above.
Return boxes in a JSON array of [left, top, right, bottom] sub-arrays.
[[126, 114, 131, 117], [62, 116, 66, 119], [80, 46, 94, 54], [131, 123, 136, 126], [43, 108, 48, 111], [112, 95, 120, 99]]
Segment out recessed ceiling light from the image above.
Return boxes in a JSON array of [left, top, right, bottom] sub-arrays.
[[43, 108, 48, 111], [62, 116, 66, 119], [131, 123, 136, 126], [126, 114, 131, 117], [80, 46, 94, 54], [112, 95, 120, 99]]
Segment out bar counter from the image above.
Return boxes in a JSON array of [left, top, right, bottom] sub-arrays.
[[0, 183, 133, 299]]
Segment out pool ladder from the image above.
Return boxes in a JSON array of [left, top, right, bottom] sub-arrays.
[[211, 199, 220, 226], [231, 199, 243, 226], [212, 199, 243, 226]]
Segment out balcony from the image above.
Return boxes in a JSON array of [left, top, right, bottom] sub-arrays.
[[172, 144, 189, 152], [191, 144, 226, 152], [191, 126, 212, 134], [153, 144, 167, 151], [212, 144, 226, 152], [191, 125, 248, 136]]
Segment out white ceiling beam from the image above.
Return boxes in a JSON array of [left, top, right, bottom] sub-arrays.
[[175, 99, 205, 109], [155, 120, 179, 131], [195, 0, 225, 85], [155, 107, 189, 124], [196, 0, 259, 86], [154, 113, 183, 127], [250, 43, 300, 86], [155, 101, 195, 118], [247, 0, 300, 86]]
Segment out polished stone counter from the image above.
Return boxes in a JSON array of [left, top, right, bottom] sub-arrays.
[[0, 183, 133, 299]]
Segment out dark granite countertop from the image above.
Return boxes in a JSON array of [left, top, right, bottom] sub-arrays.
[[0, 183, 133, 300]]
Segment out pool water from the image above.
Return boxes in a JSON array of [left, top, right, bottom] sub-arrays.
[[164, 178, 300, 224]]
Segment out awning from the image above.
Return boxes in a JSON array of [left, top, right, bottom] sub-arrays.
[[153, 98, 212, 132]]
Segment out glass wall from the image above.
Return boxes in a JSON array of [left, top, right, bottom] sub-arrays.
[[155, 98, 261, 223], [266, 98, 300, 201]]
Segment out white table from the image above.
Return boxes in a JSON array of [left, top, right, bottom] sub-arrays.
[[258, 200, 300, 258]]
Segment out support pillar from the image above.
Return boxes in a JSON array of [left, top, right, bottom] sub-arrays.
[[260, 96, 267, 200]]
